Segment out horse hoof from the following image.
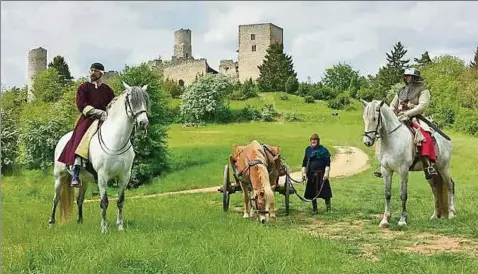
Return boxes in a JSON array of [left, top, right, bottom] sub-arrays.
[[243, 213, 250, 218], [117, 225, 124, 231], [379, 221, 389, 228], [398, 221, 407, 227], [429, 214, 438, 220], [101, 227, 108, 233], [448, 213, 456, 220]]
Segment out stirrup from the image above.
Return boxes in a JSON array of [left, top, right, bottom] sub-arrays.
[[426, 166, 438, 175], [373, 171, 382, 178]]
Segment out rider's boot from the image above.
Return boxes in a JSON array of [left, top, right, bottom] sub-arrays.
[[423, 157, 438, 180], [312, 199, 318, 215], [71, 156, 82, 188]]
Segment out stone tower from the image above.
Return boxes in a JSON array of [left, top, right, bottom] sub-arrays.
[[172, 29, 193, 61], [27, 47, 48, 102], [238, 23, 283, 83]]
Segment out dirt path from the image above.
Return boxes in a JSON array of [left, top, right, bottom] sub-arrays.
[[84, 146, 370, 203]]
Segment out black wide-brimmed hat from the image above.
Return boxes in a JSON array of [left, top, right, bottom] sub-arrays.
[[90, 62, 105, 71]]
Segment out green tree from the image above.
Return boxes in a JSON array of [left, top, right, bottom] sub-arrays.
[[322, 63, 361, 94], [257, 43, 298, 92], [414, 51, 432, 66], [382, 42, 410, 87], [32, 68, 66, 103], [48, 55, 74, 85], [109, 63, 171, 184], [285, 75, 299, 94], [470, 46, 478, 69]]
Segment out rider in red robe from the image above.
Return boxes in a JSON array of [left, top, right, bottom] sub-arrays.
[[57, 63, 115, 187]]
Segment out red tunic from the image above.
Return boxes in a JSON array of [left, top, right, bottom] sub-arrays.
[[57, 82, 115, 165], [412, 121, 437, 162]]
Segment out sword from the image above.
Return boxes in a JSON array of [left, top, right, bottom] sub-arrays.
[[415, 114, 451, 141]]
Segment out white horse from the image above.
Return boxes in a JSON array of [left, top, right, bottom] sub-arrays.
[[48, 82, 150, 233], [360, 99, 456, 228]]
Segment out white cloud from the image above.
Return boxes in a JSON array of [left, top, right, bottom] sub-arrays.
[[2, 1, 477, 87]]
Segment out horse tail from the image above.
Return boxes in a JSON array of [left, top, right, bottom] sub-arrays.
[[59, 177, 74, 223], [435, 174, 450, 218]]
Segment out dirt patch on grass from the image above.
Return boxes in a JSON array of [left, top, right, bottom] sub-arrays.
[[297, 217, 478, 259], [405, 233, 478, 256]]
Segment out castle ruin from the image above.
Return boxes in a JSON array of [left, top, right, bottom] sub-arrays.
[[25, 22, 284, 97]]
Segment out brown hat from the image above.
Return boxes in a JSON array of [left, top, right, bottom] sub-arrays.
[[310, 133, 320, 141]]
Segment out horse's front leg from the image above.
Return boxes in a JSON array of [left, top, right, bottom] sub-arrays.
[[48, 176, 63, 226], [379, 167, 393, 228], [116, 173, 130, 231], [98, 175, 109, 233], [398, 168, 409, 226], [77, 181, 88, 224], [240, 182, 250, 218], [427, 177, 440, 220]]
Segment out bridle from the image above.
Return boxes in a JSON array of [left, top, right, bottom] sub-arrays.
[[98, 91, 148, 156], [363, 106, 383, 142]]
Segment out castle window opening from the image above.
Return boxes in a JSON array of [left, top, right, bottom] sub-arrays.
[[252, 45, 256, 52], [185, 53, 189, 58], [179, 79, 185, 87], [251, 34, 255, 40], [225, 67, 229, 72]]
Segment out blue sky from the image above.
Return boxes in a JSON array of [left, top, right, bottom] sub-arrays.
[[2, 1, 477, 88]]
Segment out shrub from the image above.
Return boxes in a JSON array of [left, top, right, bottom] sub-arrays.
[[163, 78, 182, 98], [280, 94, 289, 101], [1, 109, 20, 173], [19, 102, 71, 170], [179, 74, 233, 124], [304, 96, 315, 103], [285, 75, 299, 94], [237, 105, 262, 122], [230, 78, 258, 100], [282, 111, 302, 122], [327, 93, 351, 110], [109, 63, 171, 183], [32, 68, 68, 103], [453, 108, 478, 136], [261, 104, 277, 122]]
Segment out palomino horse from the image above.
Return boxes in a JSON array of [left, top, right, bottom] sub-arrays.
[[48, 82, 150, 233], [361, 99, 456, 228], [231, 140, 283, 223]]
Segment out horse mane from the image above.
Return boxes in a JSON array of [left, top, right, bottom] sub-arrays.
[[106, 86, 150, 113]]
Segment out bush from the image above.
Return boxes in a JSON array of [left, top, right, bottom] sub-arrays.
[[453, 108, 478, 136], [163, 78, 182, 98], [282, 111, 302, 122], [32, 68, 68, 103], [19, 102, 71, 170], [1, 109, 20, 173], [313, 86, 338, 101], [304, 96, 315, 103], [109, 63, 171, 183], [261, 104, 277, 122], [179, 74, 233, 124], [230, 79, 258, 100], [280, 94, 289, 101], [285, 75, 299, 94], [237, 105, 262, 122], [327, 93, 351, 110]]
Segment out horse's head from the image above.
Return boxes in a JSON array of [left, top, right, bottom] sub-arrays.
[[361, 99, 385, 147], [122, 81, 150, 131]]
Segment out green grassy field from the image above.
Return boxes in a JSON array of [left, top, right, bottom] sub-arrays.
[[2, 93, 478, 273]]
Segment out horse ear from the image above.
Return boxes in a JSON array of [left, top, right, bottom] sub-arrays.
[[141, 84, 148, 91], [379, 99, 386, 107], [122, 81, 132, 90], [360, 98, 368, 107]]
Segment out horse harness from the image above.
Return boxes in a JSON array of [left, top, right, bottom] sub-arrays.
[[231, 144, 280, 214]]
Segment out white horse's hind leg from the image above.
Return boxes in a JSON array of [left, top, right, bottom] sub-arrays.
[[439, 168, 456, 219], [48, 175, 63, 225], [398, 169, 409, 226], [98, 175, 109, 233], [379, 167, 393, 228]]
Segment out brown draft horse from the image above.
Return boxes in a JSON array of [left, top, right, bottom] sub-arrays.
[[230, 140, 284, 223]]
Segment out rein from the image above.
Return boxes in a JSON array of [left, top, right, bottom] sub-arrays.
[[363, 105, 402, 142], [97, 92, 148, 156]]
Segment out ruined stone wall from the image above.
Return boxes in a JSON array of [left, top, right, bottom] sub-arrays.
[[162, 59, 208, 86], [219, 59, 239, 80], [27, 47, 47, 102], [237, 23, 283, 83]]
